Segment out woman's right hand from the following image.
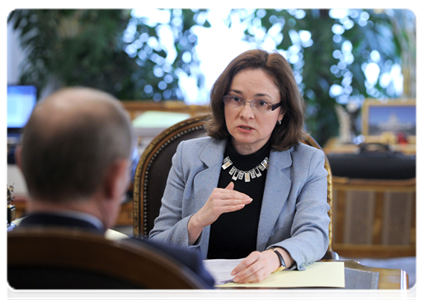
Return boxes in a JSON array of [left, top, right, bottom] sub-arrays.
[[187, 182, 252, 244]]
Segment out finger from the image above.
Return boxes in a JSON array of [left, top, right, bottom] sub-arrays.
[[233, 263, 265, 283], [212, 202, 248, 214], [218, 189, 252, 201], [231, 262, 246, 276], [221, 204, 247, 214], [205, 194, 251, 211], [230, 252, 258, 275], [204, 199, 249, 217], [222, 182, 253, 201], [225, 182, 234, 190], [236, 269, 265, 283], [219, 198, 250, 205]]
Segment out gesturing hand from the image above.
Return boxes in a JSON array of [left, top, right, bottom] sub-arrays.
[[187, 182, 252, 244]]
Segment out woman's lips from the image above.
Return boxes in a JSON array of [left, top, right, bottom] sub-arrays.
[[237, 125, 254, 132]]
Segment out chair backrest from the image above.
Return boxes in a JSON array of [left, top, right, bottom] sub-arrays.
[[300, 133, 335, 259], [8, 227, 208, 289], [133, 114, 209, 237], [133, 114, 335, 258]]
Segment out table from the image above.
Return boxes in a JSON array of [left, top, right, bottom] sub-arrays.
[[324, 137, 416, 155], [216, 260, 409, 300]]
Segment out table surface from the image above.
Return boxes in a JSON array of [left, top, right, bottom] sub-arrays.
[[216, 260, 409, 300], [323, 138, 416, 155]]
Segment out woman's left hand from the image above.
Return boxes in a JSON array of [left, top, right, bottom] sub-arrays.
[[230, 250, 280, 283]]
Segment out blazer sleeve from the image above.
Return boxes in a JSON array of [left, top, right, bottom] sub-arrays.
[[269, 148, 330, 270], [149, 141, 198, 247]]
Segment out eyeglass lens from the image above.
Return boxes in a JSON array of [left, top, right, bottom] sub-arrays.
[[224, 96, 274, 113]]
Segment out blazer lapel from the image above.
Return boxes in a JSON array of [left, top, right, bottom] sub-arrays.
[[257, 147, 293, 251], [194, 138, 227, 209], [193, 139, 227, 256]]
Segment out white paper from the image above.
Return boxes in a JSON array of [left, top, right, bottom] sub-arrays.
[[203, 260, 345, 288], [203, 258, 244, 285]]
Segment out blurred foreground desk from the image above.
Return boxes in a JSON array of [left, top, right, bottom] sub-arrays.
[[216, 260, 409, 300]]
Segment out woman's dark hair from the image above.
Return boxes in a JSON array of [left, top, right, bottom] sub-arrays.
[[206, 49, 305, 151]]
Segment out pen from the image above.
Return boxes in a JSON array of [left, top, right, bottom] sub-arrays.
[[220, 279, 235, 284]]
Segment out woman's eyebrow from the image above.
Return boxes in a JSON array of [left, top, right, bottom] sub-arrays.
[[255, 93, 271, 98], [228, 89, 271, 98], [228, 89, 242, 95]]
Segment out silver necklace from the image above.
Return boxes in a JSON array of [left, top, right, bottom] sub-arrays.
[[222, 156, 269, 182]]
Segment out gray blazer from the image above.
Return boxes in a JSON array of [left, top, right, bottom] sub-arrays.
[[149, 137, 330, 270]]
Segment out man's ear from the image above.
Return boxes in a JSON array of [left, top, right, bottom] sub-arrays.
[[15, 145, 23, 171], [104, 159, 131, 200]]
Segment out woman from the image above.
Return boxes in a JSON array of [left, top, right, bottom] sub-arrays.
[[150, 49, 330, 284]]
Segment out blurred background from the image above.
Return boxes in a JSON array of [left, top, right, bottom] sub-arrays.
[[7, 8, 415, 146]]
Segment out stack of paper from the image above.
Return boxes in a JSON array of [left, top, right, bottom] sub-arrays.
[[203, 259, 345, 288]]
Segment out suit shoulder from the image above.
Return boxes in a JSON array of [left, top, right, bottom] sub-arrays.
[[180, 136, 214, 147], [178, 136, 214, 154], [292, 142, 325, 159]]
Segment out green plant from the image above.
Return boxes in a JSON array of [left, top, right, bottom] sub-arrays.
[[8, 10, 139, 99], [8, 9, 415, 145], [8, 9, 208, 101], [236, 9, 415, 144], [124, 9, 209, 100]]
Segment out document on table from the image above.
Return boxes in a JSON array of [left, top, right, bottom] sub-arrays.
[[203, 259, 244, 285], [203, 259, 345, 288]]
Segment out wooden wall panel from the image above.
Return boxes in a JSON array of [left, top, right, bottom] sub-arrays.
[[332, 190, 345, 245], [410, 196, 416, 245], [372, 192, 384, 245], [332, 178, 416, 258], [382, 192, 414, 245], [344, 191, 375, 244]]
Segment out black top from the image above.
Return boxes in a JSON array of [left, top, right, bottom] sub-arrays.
[[207, 140, 270, 259]]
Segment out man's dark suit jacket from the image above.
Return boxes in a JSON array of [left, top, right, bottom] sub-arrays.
[[17, 212, 215, 288]]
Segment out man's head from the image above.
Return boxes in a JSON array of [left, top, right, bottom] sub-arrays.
[[17, 87, 134, 228]]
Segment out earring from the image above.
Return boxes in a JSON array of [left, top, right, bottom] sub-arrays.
[[278, 120, 282, 125]]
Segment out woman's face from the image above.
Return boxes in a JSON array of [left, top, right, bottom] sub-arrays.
[[224, 68, 284, 155]]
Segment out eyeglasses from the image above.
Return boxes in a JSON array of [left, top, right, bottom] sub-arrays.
[[222, 95, 282, 113]]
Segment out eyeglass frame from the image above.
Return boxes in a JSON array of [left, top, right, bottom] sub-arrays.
[[222, 95, 282, 112]]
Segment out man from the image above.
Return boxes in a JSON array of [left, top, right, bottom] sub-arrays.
[[14, 87, 214, 288]]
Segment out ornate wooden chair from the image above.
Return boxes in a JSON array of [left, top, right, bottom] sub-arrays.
[[8, 227, 208, 289], [133, 114, 337, 259], [133, 115, 209, 238]]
